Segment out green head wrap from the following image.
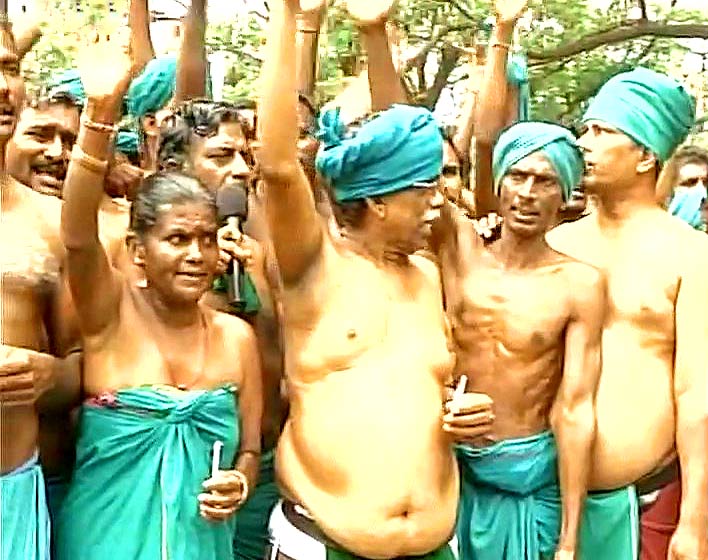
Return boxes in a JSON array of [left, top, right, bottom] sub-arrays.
[[316, 104, 443, 203], [493, 121, 583, 201], [126, 56, 177, 119], [116, 130, 139, 157], [48, 69, 86, 107], [583, 67, 695, 164]]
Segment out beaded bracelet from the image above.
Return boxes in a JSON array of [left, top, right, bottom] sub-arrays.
[[81, 116, 118, 135], [490, 40, 511, 50]]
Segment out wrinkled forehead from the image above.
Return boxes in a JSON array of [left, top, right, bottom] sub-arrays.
[[507, 151, 557, 178], [19, 104, 80, 134], [678, 162, 708, 181], [194, 121, 247, 150]]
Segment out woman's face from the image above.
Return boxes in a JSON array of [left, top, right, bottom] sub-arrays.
[[138, 201, 220, 305]]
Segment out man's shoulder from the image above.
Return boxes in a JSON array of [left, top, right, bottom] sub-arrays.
[[546, 214, 595, 254], [206, 306, 257, 347], [549, 253, 605, 307]]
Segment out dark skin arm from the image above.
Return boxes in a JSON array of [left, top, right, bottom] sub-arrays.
[[473, 0, 527, 216], [257, 0, 324, 286], [346, 0, 407, 111], [128, 0, 154, 73], [174, 0, 207, 103], [669, 248, 708, 560], [553, 268, 605, 557], [61, 34, 134, 339]]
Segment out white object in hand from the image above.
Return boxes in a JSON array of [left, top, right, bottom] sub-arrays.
[[211, 441, 223, 477], [451, 375, 468, 414]]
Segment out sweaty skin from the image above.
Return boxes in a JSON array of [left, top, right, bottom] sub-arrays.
[[548, 209, 708, 489], [440, 151, 604, 553], [1, 177, 64, 472]]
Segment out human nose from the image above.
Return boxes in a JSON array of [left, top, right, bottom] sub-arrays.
[[430, 188, 444, 209], [229, 153, 250, 179], [185, 239, 205, 262], [45, 135, 64, 160], [517, 176, 536, 199]]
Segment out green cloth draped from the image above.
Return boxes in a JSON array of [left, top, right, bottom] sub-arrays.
[[456, 431, 638, 560], [582, 67, 695, 164], [507, 54, 530, 122], [327, 543, 455, 560], [493, 121, 583, 201], [1, 455, 50, 560], [669, 186, 707, 229], [212, 272, 262, 316], [126, 56, 177, 119], [456, 432, 561, 560], [233, 448, 280, 560], [316, 104, 443, 202], [56, 385, 240, 560], [580, 487, 639, 559]]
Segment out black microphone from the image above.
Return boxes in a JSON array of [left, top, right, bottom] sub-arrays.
[[216, 182, 249, 305]]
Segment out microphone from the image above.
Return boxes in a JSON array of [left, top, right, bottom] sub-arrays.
[[216, 182, 249, 305]]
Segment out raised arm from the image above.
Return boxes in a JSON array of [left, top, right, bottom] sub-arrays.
[[295, 1, 326, 98], [669, 244, 708, 559], [128, 0, 155, 73], [174, 0, 207, 103], [553, 267, 605, 558], [473, 0, 527, 216], [346, 0, 407, 111], [257, 0, 324, 285], [61, 34, 134, 337]]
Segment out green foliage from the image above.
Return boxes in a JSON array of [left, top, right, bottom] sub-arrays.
[[19, 0, 707, 135]]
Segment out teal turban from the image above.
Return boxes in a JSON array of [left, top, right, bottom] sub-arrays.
[[126, 56, 177, 119], [116, 130, 139, 157], [668, 186, 707, 229], [48, 69, 86, 107], [316, 104, 443, 203], [493, 121, 583, 201], [507, 54, 530, 122], [583, 67, 695, 164]]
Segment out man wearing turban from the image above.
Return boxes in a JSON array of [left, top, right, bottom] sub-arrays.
[[548, 67, 708, 560], [437, 121, 607, 559], [253, 1, 499, 559]]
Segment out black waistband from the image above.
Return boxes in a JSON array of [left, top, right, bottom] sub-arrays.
[[635, 458, 680, 497], [281, 500, 345, 551]]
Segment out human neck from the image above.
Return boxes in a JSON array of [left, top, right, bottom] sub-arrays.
[[343, 228, 409, 267], [494, 227, 551, 270], [594, 179, 657, 226], [141, 286, 201, 328]]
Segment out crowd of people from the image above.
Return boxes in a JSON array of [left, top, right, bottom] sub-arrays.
[[1, 0, 707, 559]]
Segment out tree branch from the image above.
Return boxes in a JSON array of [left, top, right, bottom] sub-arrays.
[[528, 21, 708, 64]]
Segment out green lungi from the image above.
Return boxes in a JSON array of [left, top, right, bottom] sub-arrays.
[[233, 447, 280, 560], [55, 385, 240, 560], [1, 453, 50, 560]]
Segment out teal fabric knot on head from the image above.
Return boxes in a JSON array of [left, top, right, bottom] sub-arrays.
[[47, 69, 86, 107], [506, 54, 530, 122], [582, 67, 696, 164], [126, 56, 177, 119], [493, 121, 583, 201], [315, 104, 443, 203]]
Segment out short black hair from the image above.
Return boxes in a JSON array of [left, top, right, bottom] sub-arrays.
[[674, 145, 708, 170]]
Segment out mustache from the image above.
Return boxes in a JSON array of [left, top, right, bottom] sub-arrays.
[[33, 161, 67, 179]]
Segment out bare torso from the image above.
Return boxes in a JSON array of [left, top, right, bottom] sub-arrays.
[[547, 208, 701, 489], [276, 239, 458, 559], [446, 233, 591, 440], [1, 178, 62, 472], [82, 280, 250, 396]]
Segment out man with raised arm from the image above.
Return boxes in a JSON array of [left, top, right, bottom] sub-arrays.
[[256, 1, 493, 559], [547, 67, 708, 560]]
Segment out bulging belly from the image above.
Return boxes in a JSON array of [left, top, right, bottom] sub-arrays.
[[591, 328, 675, 489], [1, 407, 40, 473], [277, 365, 458, 557]]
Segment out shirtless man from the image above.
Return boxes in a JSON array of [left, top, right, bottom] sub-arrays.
[[439, 122, 604, 560], [256, 1, 492, 558], [547, 68, 708, 560], [0, 14, 78, 560]]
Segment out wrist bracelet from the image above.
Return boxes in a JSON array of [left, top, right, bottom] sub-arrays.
[[71, 145, 109, 175], [239, 449, 261, 458], [297, 27, 319, 34], [81, 116, 118, 135], [490, 40, 511, 50]]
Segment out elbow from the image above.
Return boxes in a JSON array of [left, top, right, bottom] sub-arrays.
[[556, 399, 596, 436], [258, 160, 302, 185]]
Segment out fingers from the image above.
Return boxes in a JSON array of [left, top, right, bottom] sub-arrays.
[[199, 502, 237, 521], [202, 472, 245, 494], [0, 357, 32, 376], [443, 410, 495, 428]]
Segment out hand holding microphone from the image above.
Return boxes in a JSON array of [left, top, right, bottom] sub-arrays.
[[216, 183, 249, 305]]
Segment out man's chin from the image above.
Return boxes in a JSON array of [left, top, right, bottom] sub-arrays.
[[31, 176, 64, 198]]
